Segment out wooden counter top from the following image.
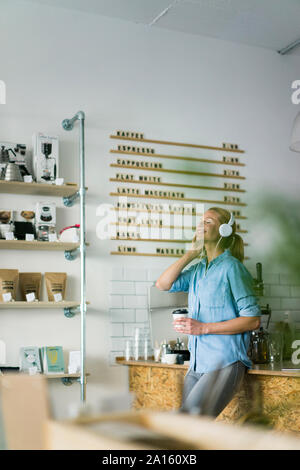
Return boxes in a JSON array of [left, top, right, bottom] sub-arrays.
[[116, 357, 300, 378], [116, 357, 187, 369]]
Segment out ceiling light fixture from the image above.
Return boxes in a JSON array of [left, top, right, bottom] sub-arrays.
[[278, 37, 300, 55], [148, 0, 182, 27]]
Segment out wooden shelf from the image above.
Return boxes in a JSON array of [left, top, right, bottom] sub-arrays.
[[0, 301, 83, 310], [45, 373, 90, 379], [110, 149, 246, 166], [110, 207, 248, 219], [110, 163, 245, 180], [111, 237, 249, 243], [111, 251, 250, 260], [0, 180, 79, 197], [111, 223, 248, 234], [111, 251, 184, 258], [110, 135, 245, 153], [0, 240, 80, 251], [110, 178, 245, 193], [112, 237, 189, 243], [110, 192, 246, 207]]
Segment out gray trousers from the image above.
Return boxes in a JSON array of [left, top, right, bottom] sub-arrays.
[[180, 361, 246, 417]]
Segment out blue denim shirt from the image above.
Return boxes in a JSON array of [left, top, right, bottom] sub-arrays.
[[168, 249, 261, 373]]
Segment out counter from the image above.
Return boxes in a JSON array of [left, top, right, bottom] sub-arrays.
[[116, 357, 300, 433]]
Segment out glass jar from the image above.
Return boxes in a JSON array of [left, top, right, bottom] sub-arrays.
[[37, 225, 56, 242]]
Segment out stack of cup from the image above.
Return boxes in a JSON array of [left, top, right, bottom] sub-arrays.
[[0, 224, 13, 239]]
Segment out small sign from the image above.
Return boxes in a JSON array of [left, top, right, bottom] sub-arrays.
[[48, 233, 58, 242], [3, 292, 12, 302], [25, 233, 34, 241], [29, 366, 38, 376], [24, 175, 33, 183], [26, 292, 36, 302], [5, 232, 14, 240], [53, 293, 62, 302], [55, 178, 64, 186]]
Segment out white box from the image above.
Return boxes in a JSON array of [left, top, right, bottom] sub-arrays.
[[32, 133, 59, 183], [68, 351, 81, 374]]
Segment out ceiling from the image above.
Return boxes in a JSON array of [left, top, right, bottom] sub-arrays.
[[16, 0, 300, 54]]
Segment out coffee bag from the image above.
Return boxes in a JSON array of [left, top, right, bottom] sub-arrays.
[[45, 272, 67, 302], [19, 273, 42, 301], [0, 269, 19, 301]]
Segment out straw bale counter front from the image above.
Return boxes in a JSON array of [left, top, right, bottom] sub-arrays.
[[116, 358, 300, 433]]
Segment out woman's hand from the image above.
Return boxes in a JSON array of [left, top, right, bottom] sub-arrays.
[[188, 226, 204, 257], [173, 317, 209, 335]]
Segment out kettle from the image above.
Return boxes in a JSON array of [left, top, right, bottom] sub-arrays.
[[0, 146, 16, 164], [3, 162, 23, 182], [249, 327, 270, 364]]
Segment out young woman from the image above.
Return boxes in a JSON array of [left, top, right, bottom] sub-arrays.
[[155, 207, 261, 417]]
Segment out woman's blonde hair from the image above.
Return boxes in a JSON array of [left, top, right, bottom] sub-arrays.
[[208, 206, 244, 263]]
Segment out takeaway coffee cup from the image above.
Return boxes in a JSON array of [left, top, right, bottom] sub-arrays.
[[172, 308, 188, 332], [172, 308, 188, 320]]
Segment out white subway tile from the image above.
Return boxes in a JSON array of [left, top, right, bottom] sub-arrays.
[[123, 324, 137, 337], [260, 285, 271, 296], [110, 309, 135, 323], [110, 267, 123, 281], [147, 268, 164, 282], [109, 352, 124, 366], [270, 285, 291, 298], [123, 268, 148, 281], [268, 310, 285, 322], [259, 297, 281, 310], [136, 309, 149, 322], [135, 282, 152, 296], [294, 321, 300, 331], [280, 273, 300, 286], [291, 311, 300, 321], [111, 338, 125, 350], [291, 286, 300, 298], [281, 298, 300, 310], [110, 323, 124, 336], [123, 323, 149, 337], [110, 281, 135, 295], [123, 295, 148, 308], [109, 295, 123, 308], [263, 273, 280, 284], [270, 311, 300, 323]]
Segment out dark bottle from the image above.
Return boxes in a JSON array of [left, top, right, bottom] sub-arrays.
[[249, 328, 270, 364]]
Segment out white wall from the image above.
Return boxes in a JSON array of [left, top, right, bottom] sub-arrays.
[[0, 0, 300, 418]]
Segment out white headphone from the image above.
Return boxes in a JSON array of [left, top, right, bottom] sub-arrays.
[[219, 212, 235, 238]]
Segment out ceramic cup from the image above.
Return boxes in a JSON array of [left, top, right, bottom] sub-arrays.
[[0, 224, 12, 239], [165, 353, 177, 365]]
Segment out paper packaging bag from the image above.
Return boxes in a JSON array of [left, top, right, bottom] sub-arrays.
[[19, 273, 42, 301], [45, 272, 67, 302], [0, 269, 19, 301]]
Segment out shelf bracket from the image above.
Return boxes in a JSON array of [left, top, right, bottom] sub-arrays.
[[61, 377, 80, 386], [63, 191, 80, 207], [64, 247, 80, 261], [64, 305, 80, 318]]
